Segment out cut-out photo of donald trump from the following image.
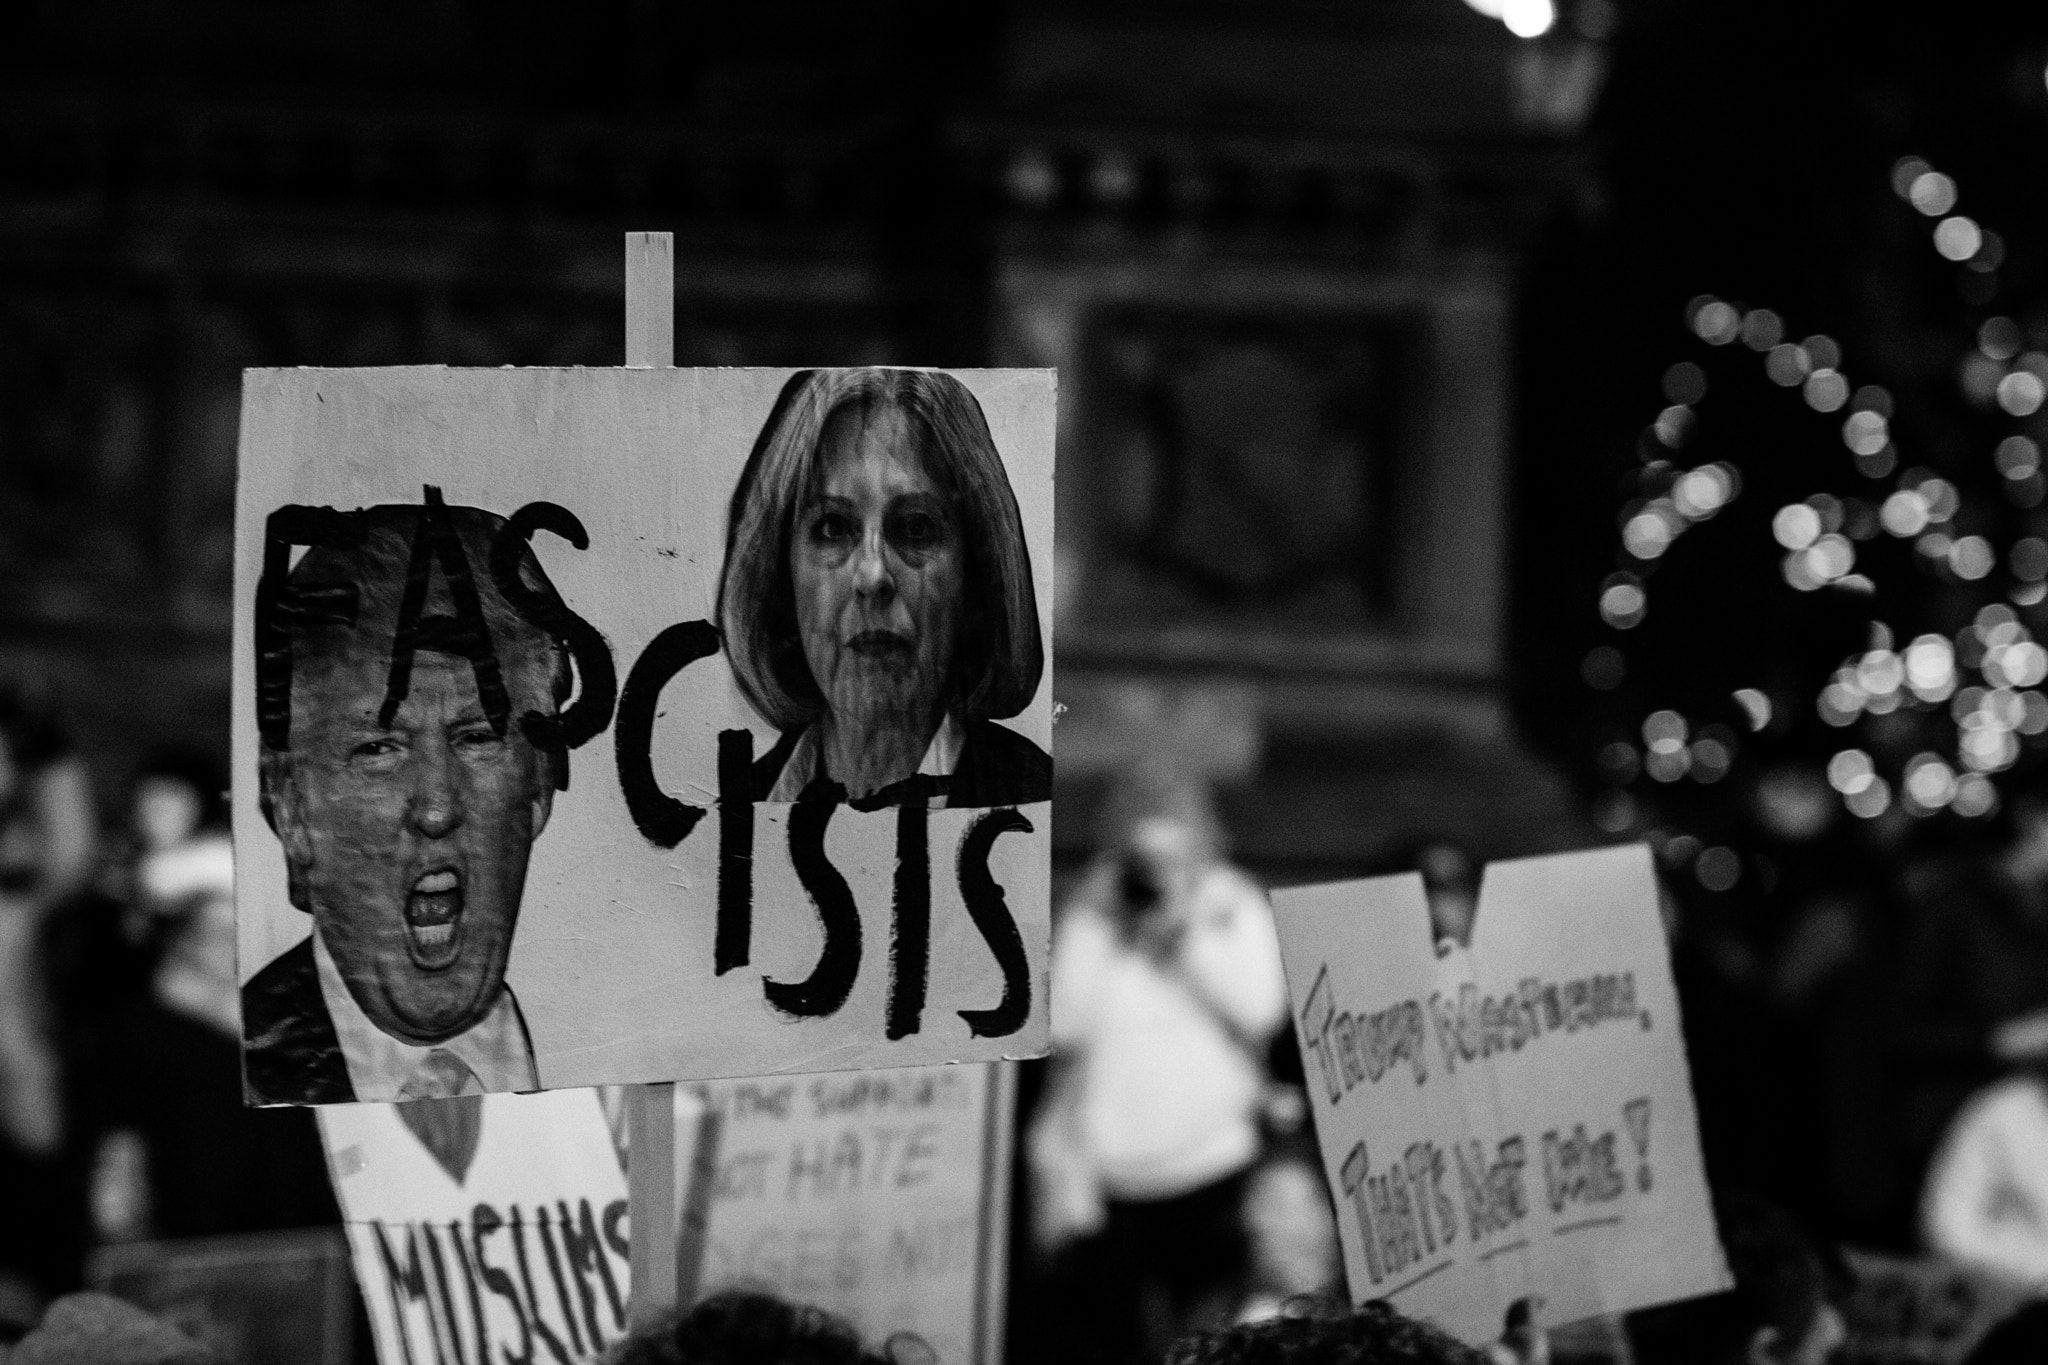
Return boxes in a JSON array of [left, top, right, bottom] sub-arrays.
[[243, 498, 574, 1105]]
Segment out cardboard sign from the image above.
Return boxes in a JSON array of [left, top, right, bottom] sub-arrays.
[[1271, 845, 1730, 1344], [1838, 1248, 2032, 1365], [234, 367, 1054, 1103], [676, 1063, 1013, 1365], [320, 1088, 632, 1365]]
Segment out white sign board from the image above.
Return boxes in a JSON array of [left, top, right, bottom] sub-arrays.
[[678, 1063, 1013, 1365], [320, 1089, 631, 1365], [1271, 845, 1730, 1344], [235, 367, 1054, 1103]]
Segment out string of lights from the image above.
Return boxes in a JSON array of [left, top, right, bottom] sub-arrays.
[[1587, 156, 2048, 895]]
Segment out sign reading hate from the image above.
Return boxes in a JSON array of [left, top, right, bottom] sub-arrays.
[[1271, 845, 1731, 1345], [677, 1063, 1012, 1365], [234, 367, 1054, 1104]]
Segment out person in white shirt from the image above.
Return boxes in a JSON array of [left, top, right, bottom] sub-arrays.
[[243, 500, 579, 1104], [1027, 767, 1289, 1358], [1922, 1067, 2048, 1288]]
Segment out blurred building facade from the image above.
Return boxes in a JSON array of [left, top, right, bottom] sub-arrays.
[[0, 0, 1603, 874]]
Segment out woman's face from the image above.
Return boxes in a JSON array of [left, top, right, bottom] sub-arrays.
[[791, 404, 964, 731]]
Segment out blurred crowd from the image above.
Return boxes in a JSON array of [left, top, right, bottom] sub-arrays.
[[11, 675, 2048, 1365], [0, 687, 334, 1328]]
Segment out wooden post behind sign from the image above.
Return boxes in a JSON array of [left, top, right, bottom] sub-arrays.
[[623, 230, 679, 1327]]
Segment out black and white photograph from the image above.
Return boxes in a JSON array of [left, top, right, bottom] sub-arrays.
[[14, 3, 2048, 1364]]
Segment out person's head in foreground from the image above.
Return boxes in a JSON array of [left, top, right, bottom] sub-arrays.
[[6, 1292, 225, 1365], [1165, 1299, 1489, 1365], [1626, 1190, 1847, 1365], [720, 367, 1046, 805], [606, 1291, 930, 1365], [257, 501, 568, 1047]]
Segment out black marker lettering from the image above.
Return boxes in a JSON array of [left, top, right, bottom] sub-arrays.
[[383, 486, 512, 736], [490, 503, 617, 791], [957, 807, 1033, 1038], [534, 1206, 585, 1358], [766, 792, 862, 1018], [717, 729, 755, 974], [614, 621, 721, 847], [508, 1209, 572, 1365], [445, 1220, 490, 1365], [887, 801, 931, 1040], [602, 1199, 630, 1267], [556, 1199, 614, 1351], [371, 1223, 426, 1365], [474, 1204, 534, 1365], [420, 1222, 469, 1365], [255, 503, 366, 750]]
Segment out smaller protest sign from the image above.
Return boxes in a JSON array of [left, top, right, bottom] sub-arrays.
[[319, 1087, 631, 1365], [1838, 1248, 2033, 1365], [1271, 845, 1730, 1345], [675, 1062, 1013, 1365]]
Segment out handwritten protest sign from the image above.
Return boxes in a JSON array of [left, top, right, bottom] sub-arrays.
[[1838, 1248, 2032, 1365], [320, 1088, 631, 1365], [675, 1062, 1013, 1365], [1271, 845, 1730, 1344], [234, 367, 1054, 1104]]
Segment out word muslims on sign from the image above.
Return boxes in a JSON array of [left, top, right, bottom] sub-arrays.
[[234, 367, 1055, 1103], [320, 1088, 632, 1365], [1271, 846, 1731, 1347]]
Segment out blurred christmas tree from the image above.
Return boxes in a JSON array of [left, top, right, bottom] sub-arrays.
[[1581, 156, 2048, 900]]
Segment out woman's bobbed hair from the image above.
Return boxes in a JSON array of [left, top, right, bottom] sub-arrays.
[[718, 367, 1044, 733]]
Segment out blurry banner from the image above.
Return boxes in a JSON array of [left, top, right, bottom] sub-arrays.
[[677, 1063, 1013, 1365], [233, 367, 1055, 1103], [320, 1088, 630, 1365], [1271, 845, 1730, 1344], [1838, 1248, 2032, 1365]]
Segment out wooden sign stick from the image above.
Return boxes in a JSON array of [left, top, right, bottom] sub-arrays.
[[623, 230, 680, 1328]]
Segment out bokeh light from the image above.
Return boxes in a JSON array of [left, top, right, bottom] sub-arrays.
[[1934, 216, 1982, 262], [1907, 170, 1958, 216], [1774, 503, 1822, 551], [1663, 361, 1708, 405], [1996, 435, 2040, 480], [1733, 688, 1773, 731], [1997, 370, 2046, 417], [1842, 410, 1888, 456], [1600, 574, 1647, 628], [1691, 298, 1741, 346], [1696, 846, 1741, 892], [1740, 309, 1785, 351]]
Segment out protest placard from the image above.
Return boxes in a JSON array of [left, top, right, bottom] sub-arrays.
[[234, 366, 1055, 1104], [674, 1062, 1013, 1365], [1838, 1248, 2032, 1365], [320, 1088, 632, 1365], [1271, 844, 1730, 1345]]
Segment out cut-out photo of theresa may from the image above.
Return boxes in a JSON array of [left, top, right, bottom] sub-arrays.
[[719, 368, 1051, 808]]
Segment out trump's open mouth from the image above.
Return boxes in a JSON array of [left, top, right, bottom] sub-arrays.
[[406, 867, 464, 970]]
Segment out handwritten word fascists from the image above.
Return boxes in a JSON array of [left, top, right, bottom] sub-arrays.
[[257, 495, 1032, 1041], [1298, 965, 1645, 1107]]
